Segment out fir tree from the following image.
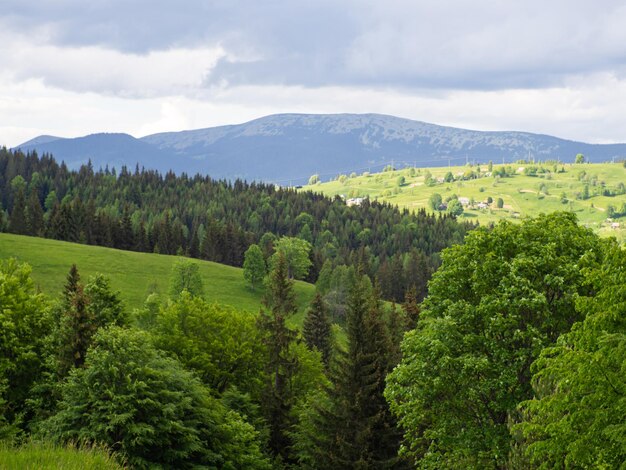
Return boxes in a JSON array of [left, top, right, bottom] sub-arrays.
[[402, 285, 420, 330], [257, 251, 299, 462], [26, 190, 44, 236], [57, 265, 95, 377], [9, 188, 28, 235], [305, 274, 407, 469], [302, 292, 332, 368]]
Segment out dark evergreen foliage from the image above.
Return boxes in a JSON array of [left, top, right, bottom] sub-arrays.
[[304, 274, 407, 469], [302, 292, 332, 368], [0, 147, 472, 301], [257, 252, 299, 462]]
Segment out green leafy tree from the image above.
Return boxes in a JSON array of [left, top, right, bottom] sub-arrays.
[[515, 241, 626, 468], [168, 258, 204, 300], [271, 236, 312, 280], [496, 197, 504, 208], [386, 213, 602, 469], [243, 244, 266, 289], [428, 193, 443, 211], [42, 327, 271, 469], [446, 198, 464, 216], [0, 259, 51, 438], [302, 292, 332, 368], [308, 174, 320, 185], [153, 292, 266, 396], [575, 153, 585, 163]]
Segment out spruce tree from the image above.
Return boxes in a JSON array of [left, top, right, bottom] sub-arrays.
[[26, 190, 44, 236], [302, 292, 332, 368], [257, 251, 299, 462], [306, 274, 407, 469], [57, 265, 95, 378], [8, 188, 28, 235], [402, 285, 420, 330]]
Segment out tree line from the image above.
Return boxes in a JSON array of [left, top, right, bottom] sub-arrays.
[[0, 147, 473, 302]]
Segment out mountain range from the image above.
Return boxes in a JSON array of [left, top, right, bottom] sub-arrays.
[[14, 113, 626, 184]]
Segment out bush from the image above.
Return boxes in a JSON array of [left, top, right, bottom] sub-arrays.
[[41, 327, 270, 469]]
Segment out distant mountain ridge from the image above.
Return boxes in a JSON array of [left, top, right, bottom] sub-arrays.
[[14, 113, 626, 184]]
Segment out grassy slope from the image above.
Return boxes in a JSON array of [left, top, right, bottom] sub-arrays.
[[0, 233, 315, 323], [303, 162, 626, 241]]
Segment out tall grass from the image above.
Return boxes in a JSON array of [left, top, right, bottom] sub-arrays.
[[0, 441, 123, 469]]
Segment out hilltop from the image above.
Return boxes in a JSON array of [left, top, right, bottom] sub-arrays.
[[15, 113, 626, 184], [302, 161, 626, 240]]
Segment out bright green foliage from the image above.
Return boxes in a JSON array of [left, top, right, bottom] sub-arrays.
[[302, 292, 332, 368], [271, 236, 313, 280], [0, 259, 50, 439], [168, 258, 204, 300], [428, 193, 442, 211], [0, 441, 123, 470], [386, 213, 603, 469], [42, 327, 271, 469], [296, 275, 406, 469], [575, 153, 585, 164], [153, 292, 266, 396], [515, 241, 626, 468], [84, 274, 127, 328], [243, 244, 266, 289], [446, 198, 464, 216]]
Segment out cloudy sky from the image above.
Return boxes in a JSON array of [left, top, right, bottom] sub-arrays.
[[2, 0, 626, 147]]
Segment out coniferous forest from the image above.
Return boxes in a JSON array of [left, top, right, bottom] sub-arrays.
[[0, 146, 624, 469], [0, 147, 472, 303]]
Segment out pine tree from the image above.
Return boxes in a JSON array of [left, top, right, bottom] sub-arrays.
[[257, 251, 299, 462], [402, 285, 420, 330], [302, 292, 332, 368], [57, 265, 96, 378], [306, 274, 407, 469], [8, 188, 28, 235], [26, 190, 44, 236]]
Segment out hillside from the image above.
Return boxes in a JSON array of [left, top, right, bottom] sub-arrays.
[[0, 233, 316, 319], [303, 161, 626, 241], [15, 113, 626, 184]]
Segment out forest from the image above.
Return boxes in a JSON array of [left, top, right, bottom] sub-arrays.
[[0, 147, 624, 469], [0, 147, 472, 303]]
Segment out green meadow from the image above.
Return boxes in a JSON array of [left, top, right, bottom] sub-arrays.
[[303, 161, 626, 241], [0, 233, 316, 322]]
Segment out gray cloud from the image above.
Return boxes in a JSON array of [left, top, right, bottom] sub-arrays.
[[2, 0, 626, 92]]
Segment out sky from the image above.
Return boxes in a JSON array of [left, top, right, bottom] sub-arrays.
[[2, 0, 626, 147]]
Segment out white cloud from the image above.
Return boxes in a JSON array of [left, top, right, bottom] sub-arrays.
[[0, 32, 225, 97], [2, 1, 626, 147], [3, 73, 626, 148]]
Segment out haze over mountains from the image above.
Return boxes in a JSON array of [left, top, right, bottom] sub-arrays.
[[15, 113, 626, 184]]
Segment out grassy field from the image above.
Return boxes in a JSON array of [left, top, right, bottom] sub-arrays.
[[303, 161, 626, 241], [0, 233, 316, 322]]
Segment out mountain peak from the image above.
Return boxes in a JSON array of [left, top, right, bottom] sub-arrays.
[[14, 113, 626, 184]]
